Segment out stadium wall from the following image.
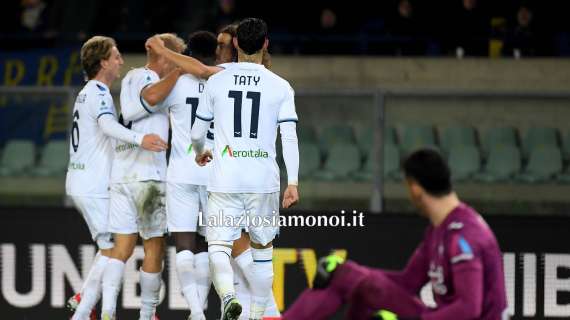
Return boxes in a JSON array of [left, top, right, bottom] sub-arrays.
[[1, 207, 569, 319], [120, 55, 570, 91]]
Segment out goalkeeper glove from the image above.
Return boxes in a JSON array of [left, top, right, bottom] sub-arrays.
[[371, 309, 420, 320], [312, 254, 345, 289]]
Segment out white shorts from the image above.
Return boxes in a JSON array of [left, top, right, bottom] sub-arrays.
[[206, 192, 279, 246], [108, 181, 167, 240], [166, 182, 207, 236], [70, 196, 113, 250]]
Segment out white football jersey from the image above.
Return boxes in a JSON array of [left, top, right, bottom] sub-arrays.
[[111, 67, 169, 183], [66, 80, 116, 198], [196, 62, 298, 193], [163, 74, 213, 185]]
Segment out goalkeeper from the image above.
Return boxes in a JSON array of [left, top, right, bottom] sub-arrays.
[[283, 149, 508, 320]]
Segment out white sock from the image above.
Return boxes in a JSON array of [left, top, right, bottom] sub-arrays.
[[249, 247, 274, 320], [139, 269, 162, 320], [72, 254, 109, 320], [80, 251, 102, 293], [264, 292, 281, 317], [209, 245, 235, 304], [232, 258, 250, 319], [194, 252, 211, 310], [101, 258, 125, 318], [176, 250, 204, 316]]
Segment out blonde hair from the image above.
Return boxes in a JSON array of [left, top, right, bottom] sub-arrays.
[[148, 33, 187, 60], [80, 36, 116, 79]]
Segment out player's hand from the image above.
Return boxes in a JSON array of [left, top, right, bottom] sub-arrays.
[[282, 185, 299, 208], [145, 36, 165, 54], [141, 134, 168, 152], [195, 149, 213, 166]]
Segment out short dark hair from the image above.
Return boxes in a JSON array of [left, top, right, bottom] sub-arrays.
[[187, 31, 217, 66], [236, 18, 268, 55], [403, 148, 452, 197]]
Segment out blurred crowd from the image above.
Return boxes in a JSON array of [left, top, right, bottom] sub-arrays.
[[2, 0, 569, 56]]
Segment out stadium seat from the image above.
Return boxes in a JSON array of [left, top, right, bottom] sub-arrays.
[[357, 126, 396, 159], [319, 124, 355, 150], [440, 126, 477, 155], [0, 140, 36, 176], [561, 132, 570, 161], [313, 143, 361, 181], [522, 127, 559, 159], [474, 145, 521, 183], [298, 125, 318, 143], [353, 142, 401, 181], [481, 126, 518, 156], [448, 145, 481, 182], [299, 142, 321, 180], [515, 146, 562, 183], [400, 125, 436, 155], [30, 140, 68, 177]]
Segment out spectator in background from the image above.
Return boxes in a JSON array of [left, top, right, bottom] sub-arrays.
[[388, 0, 424, 55], [505, 5, 537, 57], [451, 0, 489, 56], [19, 0, 49, 32]]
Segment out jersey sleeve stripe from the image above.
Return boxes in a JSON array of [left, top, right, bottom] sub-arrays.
[[196, 114, 214, 121], [278, 118, 298, 123], [139, 83, 154, 114], [97, 112, 114, 120]]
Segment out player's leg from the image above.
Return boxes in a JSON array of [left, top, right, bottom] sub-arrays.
[[70, 196, 114, 320], [135, 181, 168, 320], [283, 260, 426, 320], [207, 192, 243, 320], [139, 236, 166, 320], [167, 182, 205, 319], [245, 192, 280, 320], [194, 233, 211, 310], [101, 183, 140, 319], [232, 232, 281, 318]]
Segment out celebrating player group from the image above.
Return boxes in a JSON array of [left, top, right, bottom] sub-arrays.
[[66, 17, 298, 320]]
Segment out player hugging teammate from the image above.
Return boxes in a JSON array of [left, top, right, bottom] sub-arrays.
[[67, 17, 299, 320]]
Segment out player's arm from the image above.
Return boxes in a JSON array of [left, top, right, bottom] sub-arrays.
[[140, 67, 182, 108], [279, 85, 300, 208], [146, 36, 222, 79], [98, 115, 167, 152], [95, 96, 167, 151], [383, 239, 430, 294], [121, 69, 180, 122], [190, 85, 214, 165], [421, 235, 484, 320]]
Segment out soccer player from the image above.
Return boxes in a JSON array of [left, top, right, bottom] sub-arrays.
[[283, 149, 509, 320], [99, 33, 186, 320], [191, 18, 300, 320], [146, 24, 281, 319], [66, 35, 168, 320], [161, 30, 218, 320]]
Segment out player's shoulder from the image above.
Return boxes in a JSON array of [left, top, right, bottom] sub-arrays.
[[82, 80, 111, 102], [124, 67, 158, 83], [262, 68, 293, 92]]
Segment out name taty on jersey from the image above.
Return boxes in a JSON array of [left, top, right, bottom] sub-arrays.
[[234, 75, 260, 86]]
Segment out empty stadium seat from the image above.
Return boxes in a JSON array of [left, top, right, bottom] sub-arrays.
[[357, 126, 396, 159], [319, 124, 355, 146], [30, 140, 68, 177], [440, 126, 477, 154], [400, 125, 436, 155], [313, 143, 361, 181], [353, 142, 401, 181], [0, 140, 35, 176], [522, 127, 559, 158], [474, 145, 521, 182], [515, 146, 562, 183], [448, 145, 481, 182], [562, 132, 570, 161], [298, 125, 318, 143], [299, 142, 321, 180], [481, 126, 518, 156]]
